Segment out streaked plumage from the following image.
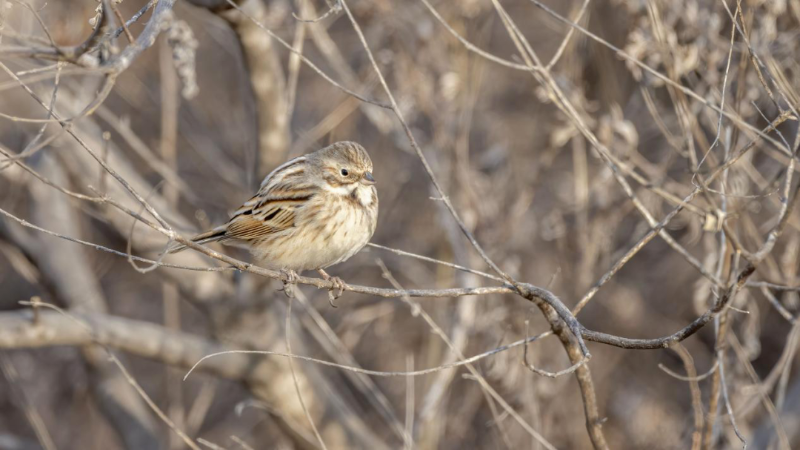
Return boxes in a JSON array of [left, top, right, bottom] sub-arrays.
[[171, 141, 378, 293]]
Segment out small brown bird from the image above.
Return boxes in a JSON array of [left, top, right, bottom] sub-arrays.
[[171, 141, 378, 299]]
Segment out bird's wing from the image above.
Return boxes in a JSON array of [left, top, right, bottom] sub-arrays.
[[226, 196, 310, 240], [224, 157, 318, 241]]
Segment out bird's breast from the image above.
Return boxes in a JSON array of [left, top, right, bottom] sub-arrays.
[[317, 193, 377, 263], [256, 192, 376, 271]]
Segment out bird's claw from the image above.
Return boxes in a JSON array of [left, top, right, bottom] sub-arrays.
[[327, 277, 345, 307], [318, 269, 345, 307], [280, 269, 298, 298]]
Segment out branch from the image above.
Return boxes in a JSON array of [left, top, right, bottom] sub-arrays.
[[0, 310, 264, 383], [581, 265, 756, 349]]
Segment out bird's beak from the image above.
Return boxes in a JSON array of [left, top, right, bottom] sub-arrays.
[[361, 171, 376, 185]]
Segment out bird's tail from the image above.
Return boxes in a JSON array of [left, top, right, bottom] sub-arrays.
[[167, 225, 227, 254]]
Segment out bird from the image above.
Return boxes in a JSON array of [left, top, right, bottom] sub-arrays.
[[170, 141, 378, 301]]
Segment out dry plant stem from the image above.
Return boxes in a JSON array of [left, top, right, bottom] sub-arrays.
[[185, 380, 216, 437], [0, 68, 100, 91], [759, 286, 794, 321], [404, 354, 414, 450], [747, 281, 800, 292], [523, 324, 585, 377], [425, 78, 489, 438], [299, 0, 393, 135], [292, 0, 340, 22], [417, 0, 527, 71], [0, 128, 63, 171], [196, 438, 225, 450], [110, 0, 135, 43], [545, 0, 590, 70], [728, 330, 792, 449], [702, 259, 788, 448], [660, 359, 719, 382], [284, 296, 328, 450], [0, 153, 178, 247], [526, 298, 607, 449], [709, 266, 747, 449], [704, 314, 726, 448], [187, 337, 553, 379], [110, 0, 158, 41], [757, 323, 800, 395], [698, 0, 737, 169], [671, 344, 704, 450], [231, 435, 255, 450], [650, 0, 737, 222], [0, 354, 57, 450], [718, 351, 747, 448], [368, 243, 504, 283], [105, 0, 177, 72], [6, 0, 56, 48], [286, 0, 307, 121]]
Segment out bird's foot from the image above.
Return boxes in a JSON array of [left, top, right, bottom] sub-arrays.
[[279, 269, 299, 298], [318, 269, 345, 307]]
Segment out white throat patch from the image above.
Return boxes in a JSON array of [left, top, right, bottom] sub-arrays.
[[354, 184, 374, 207], [324, 183, 374, 207]]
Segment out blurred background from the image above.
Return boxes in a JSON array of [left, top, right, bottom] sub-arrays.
[[1, 0, 799, 449]]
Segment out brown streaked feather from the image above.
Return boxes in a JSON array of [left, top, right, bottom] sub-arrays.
[[226, 216, 283, 240], [227, 201, 306, 240]]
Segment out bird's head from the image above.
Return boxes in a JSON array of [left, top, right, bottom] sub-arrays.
[[314, 141, 376, 188]]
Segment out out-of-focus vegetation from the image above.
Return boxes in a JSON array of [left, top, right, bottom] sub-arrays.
[[1, 0, 800, 449]]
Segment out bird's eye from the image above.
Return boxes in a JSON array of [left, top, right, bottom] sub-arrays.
[[340, 168, 349, 176]]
